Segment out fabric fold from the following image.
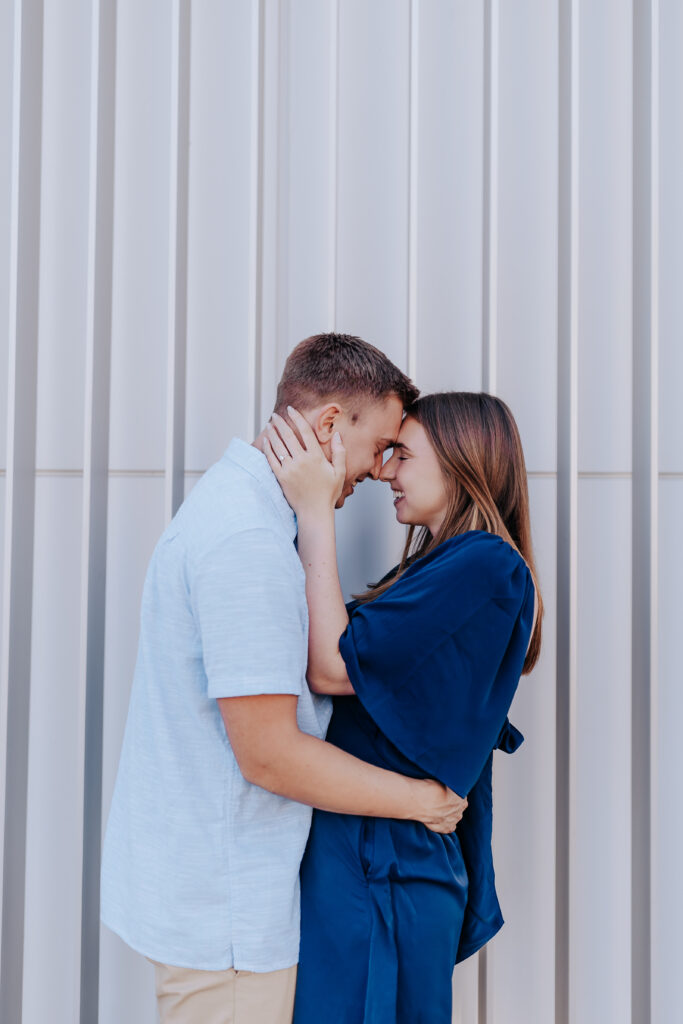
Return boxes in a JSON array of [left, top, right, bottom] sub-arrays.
[[339, 531, 535, 797]]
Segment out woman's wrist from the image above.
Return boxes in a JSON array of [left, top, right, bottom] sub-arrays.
[[295, 505, 336, 529]]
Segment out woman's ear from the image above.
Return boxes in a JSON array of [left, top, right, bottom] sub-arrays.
[[314, 404, 343, 443]]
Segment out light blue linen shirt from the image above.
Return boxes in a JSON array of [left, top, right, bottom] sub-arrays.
[[101, 439, 332, 971]]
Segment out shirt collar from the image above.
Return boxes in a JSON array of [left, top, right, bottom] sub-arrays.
[[224, 438, 297, 540]]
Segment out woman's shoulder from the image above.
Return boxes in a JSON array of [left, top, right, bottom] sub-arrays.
[[417, 530, 528, 579], [396, 532, 532, 616], [353, 531, 531, 618]]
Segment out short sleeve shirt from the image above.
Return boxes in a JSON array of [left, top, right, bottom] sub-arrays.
[[100, 439, 332, 971]]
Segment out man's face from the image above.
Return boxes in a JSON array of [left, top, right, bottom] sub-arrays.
[[334, 395, 404, 508]]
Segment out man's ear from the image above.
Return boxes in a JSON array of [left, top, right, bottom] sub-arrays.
[[313, 403, 343, 443]]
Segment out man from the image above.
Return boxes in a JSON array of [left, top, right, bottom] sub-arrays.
[[101, 333, 466, 1024]]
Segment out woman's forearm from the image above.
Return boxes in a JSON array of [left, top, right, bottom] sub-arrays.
[[296, 508, 354, 693]]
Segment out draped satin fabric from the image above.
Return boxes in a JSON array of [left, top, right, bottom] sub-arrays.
[[293, 531, 536, 1024]]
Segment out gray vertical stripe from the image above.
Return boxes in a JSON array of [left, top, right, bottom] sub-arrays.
[[479, 3, 499, 1019], [165, 0, 190, 521], [249, 0, 265, 438], [556, 2, 579, 1023], [482, 0, 498, 397], [274, 0, 291, 393], [259, 0, 291, 416], [78, 1, 116, 1021], [477, 947, 488, 1024], [328, 0, 340, 332], [632, 3, 659, 1022], [0, 2, 43, 1021], [407, 0, 419, 382]]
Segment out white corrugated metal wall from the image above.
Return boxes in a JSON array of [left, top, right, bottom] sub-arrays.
[[0, 1, 680, 1022]]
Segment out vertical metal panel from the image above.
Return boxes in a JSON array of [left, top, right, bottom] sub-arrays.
[[414, 0, 484, 396], [108, 0, 173, 472], [477, 907, 488, 1020], [495, 0, 558, 474], [0, 2, 43, 1021], [452, 955, 479, 1024], [285, 0, 339, 345], [184, 0, 255, 471], [653, 4, 683, 1020], [20, 5, 106, 1021], [490, 8, 559, 1012], [336, 0, 410, 363], [34, 0, 90, 472], [248, 0, 265, 437], [575, 480, 632, 1024], [479, 2, 500, 1018], [482, 0, 499, 396], [77, 0, 116, 1020], [259, 0, 290, 419], [406, 0, 419, 382], [165, 0, 190, 519], [632, 3, 659, 1022], [572, 8, 634, 1023], [578, 1, 633, 474], [0, 481, 4, 649], [327, 0, 339, 331], [491, 477, 557, 1024], [0, 0, 15, 471], [556, 2, 579, 1022], [23, 477, 84, 1024], [21, 0, 96, 1004], [654, 481, 683, 1024], [657, 2, 683, 475], [99, 478, 165, 1024]]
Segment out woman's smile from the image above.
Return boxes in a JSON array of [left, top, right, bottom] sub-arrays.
[[381, 416, 449, 535]]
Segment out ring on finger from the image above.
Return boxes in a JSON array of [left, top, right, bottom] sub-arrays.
[[266, 425, 288, 463]]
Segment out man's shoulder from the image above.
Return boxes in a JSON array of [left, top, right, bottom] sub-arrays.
[[174, 455, 282, 551]]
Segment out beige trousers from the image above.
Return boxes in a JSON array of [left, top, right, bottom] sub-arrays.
[[148, 959, 297, 1024]]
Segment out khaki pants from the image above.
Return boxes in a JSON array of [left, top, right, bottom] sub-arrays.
[[148, 959, 297, 1024]]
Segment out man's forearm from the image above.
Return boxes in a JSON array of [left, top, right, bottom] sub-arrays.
[[219, 693, 463, 832], [245, 729, 423, 821]]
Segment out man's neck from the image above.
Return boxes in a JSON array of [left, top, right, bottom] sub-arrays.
[[252, 414, 306, 452]]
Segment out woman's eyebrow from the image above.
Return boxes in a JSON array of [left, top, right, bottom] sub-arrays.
[[391, 441, 411, 453]]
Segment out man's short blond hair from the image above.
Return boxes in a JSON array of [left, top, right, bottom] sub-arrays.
[[274, 333, 419, 419]]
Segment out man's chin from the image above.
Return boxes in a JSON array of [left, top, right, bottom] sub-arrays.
[[335, 486, 354, 509]]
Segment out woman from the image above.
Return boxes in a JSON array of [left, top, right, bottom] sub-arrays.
[[264, 392, 543, 1024]]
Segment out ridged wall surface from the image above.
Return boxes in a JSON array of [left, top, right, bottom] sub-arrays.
[[0, 2, 681, 1022]]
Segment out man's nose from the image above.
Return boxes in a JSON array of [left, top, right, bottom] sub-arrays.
[[369, 452, 384, 480], [379, 458, 394, 483]]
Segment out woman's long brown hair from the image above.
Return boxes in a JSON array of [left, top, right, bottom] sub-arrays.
[[355, 392, 543, 675]]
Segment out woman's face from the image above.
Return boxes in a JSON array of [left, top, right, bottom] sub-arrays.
[[380, 416, 449, 536]]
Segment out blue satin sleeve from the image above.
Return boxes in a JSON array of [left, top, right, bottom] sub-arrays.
[[338, 530, 535, 796]]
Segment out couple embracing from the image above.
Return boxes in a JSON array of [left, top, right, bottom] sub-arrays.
[[101, 332, 543, 1024]]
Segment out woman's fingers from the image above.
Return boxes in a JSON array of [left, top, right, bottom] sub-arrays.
[[284, 406, 321, 452], [270, 412, 304, 456], [262, 436, 284, 475], [265, 423, 291, 461]]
